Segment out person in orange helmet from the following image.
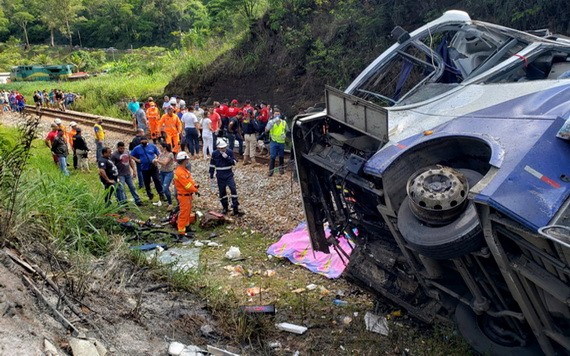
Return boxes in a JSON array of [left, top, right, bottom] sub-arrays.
[[173, 151, 199, 242], [160, 106, 182, 152], [146, 99, 161, 142]]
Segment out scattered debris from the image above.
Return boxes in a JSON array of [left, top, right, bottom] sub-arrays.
[[194, 241, 204, 247], [199, 211, 228, 229], [225, 246, 241, 260], [263, 269, 276, 277], [69, 337, 105, 356], [275, 322, 308, 335], [239, 305, 276, 314], [268, 341, 282, 349], [207, 241, 221, 247], [207, 345, 240, 356], [333, 299, 348, 306], [169, 342, 207, 356], [291, 288, 306, 293], [246, 287, 267, 296], [149, 247, 200, 271], [341, 316, 352, 325], [306, 283, 318, 290], [168, 342, 185, 355], [43, 339, 60, 356], [365, 312, 389, 336], [129, 243, 168, 251]]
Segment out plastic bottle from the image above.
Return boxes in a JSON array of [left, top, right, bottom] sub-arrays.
[[333, 299, 348, 306]]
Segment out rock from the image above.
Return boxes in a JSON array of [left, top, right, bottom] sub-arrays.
[[43, 339, 60, 356], [168, 341, 186, 355], [89, 338, 107, 356], [69, 338, 101, 356], [180, 345, 207, 355], [200, 324, 215, 337]]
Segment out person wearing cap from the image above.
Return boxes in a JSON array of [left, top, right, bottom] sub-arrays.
[[51, 129, 69, 176], [68, 122, 78, 169], [73, 127, 90, 172], [209, 138, 243, 216], [45, 123, 60, 165], [130, 136, 166, 203], [111, 142, 142, 207], [160, 106, 182, 153], [54, 118, 68, 139], [93, 118, 105, 162], [265, 109, 289, 176], [145, 97, 154, 110], [173, 151, 200, 241]]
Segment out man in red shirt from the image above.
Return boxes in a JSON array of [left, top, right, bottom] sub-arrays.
[[45, 123, 59, 165], [209, 106, 222, 153], [241, 100, 253, 116], [258, 102, 270, 133]]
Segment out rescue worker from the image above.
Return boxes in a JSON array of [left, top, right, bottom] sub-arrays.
[[209, 138, 244, 216], [173, 151, 199, 242], [265, 109, 288, 176], [160, 106, 182, 153], [54, 118, 67, 139], [68, 122, 78, 169], [146, 99, 161, 142]]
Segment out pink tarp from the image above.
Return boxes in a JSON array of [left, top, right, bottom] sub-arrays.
[[266, 223, 354, 279]]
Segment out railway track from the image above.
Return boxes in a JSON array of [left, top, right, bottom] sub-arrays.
[[23, 105, 135, 134], [22, 105, 278, 165]]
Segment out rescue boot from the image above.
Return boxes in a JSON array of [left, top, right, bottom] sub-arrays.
[[232, 207, 245, 216], [279, 157, 285, 175], [268, 159, 275, 177], [221, 206, 229, 215]]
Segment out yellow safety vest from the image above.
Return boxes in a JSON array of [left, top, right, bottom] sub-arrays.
[[270, 120, 286, 144], [93, 123, 105, 141]]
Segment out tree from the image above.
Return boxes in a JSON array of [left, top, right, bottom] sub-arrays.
[[13, 12, 34, 47]]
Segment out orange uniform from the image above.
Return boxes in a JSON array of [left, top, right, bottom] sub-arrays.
[[173, 164, 199, 234], [146, 104, 161, 140], [160, 112, 182, 152], [67, 128, 76, 147]]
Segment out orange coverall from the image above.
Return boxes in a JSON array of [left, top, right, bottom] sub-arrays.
[[146, 104, 161, 140], [161, 112, 182, 152], [173, 164, 199, 234], [67, 128, 76, 147]]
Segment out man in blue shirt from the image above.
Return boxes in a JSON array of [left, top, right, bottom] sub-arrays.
[[130, 136, 165, 203]]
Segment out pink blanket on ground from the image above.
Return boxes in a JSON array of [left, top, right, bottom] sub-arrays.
[[266, 223, 354, 279]]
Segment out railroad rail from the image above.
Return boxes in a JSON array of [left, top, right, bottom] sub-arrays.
[[23, 105, 135, 134]]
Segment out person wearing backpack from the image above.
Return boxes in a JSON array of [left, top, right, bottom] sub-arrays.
[[241, 109, 260, 165]]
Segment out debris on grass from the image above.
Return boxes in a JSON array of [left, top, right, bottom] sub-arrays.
[[364, 311, 389, 336], [275, 322, 308, 335], [225, 246, 241, 260]]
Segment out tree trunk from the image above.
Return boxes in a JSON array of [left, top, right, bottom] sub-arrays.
[[22, 25, 30, 48], [50, 28, 55, 47], [66, 19, 72, 47]]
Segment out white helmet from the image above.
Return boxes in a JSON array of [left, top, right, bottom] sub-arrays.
[[176, 151, 190, 160], [70, 121, 77, 127], [169, 98, 177, 105], [54, 118, 62, 124], [216, 138, 228, 149]]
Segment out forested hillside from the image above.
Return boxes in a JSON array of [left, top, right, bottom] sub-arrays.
[[0, 0, 569, 115], [167, 0, 570, 114]]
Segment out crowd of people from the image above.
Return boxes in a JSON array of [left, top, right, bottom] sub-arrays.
[[0, 90, 26, 113], [33, 89, 79, 111], [43, 95, 290, 242]]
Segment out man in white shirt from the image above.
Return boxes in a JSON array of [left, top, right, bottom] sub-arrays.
[[181, 106, 200, 158]]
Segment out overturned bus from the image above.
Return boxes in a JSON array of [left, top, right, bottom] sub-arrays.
[[292, 10, 570, 355]]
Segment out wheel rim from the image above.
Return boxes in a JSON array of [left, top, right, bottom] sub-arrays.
[[406, 165, 469, 225]]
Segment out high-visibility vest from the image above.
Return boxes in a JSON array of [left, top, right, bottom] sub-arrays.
[[270, 120, 286, 143], [93, 124, 105, 141]]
